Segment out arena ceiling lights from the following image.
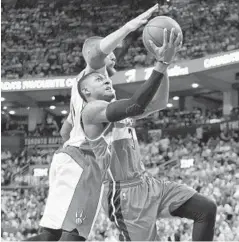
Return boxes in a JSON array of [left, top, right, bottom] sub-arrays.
[[192, 83, 199, 88], [61, 110, 68, 115], [9, 110, 15, 115], [167, 103, 173, 108], [49, 105, 56, 110]]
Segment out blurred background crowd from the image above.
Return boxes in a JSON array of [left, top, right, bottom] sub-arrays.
[[2, 106, 239, 136], [1, 0, 239, 79], [1, 0, 239, 241], [2, 112, 62, 136]]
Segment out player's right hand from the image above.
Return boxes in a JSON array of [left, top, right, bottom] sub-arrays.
[[149, 28, 182, 64], [124, 4, 158, 32]]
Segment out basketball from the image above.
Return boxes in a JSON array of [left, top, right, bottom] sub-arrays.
[[143, 16, 183, 54]]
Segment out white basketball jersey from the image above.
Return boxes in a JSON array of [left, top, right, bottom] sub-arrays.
[[64, 69, 86, 147], [64, 67, 108, 147]]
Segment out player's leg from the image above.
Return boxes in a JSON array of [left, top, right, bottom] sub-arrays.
[[102, 181, 133, 241], [58, 147, 104, 240], [39, 153, 82, 231], [103, 179, 160, 241], [24, 227, 62, 241], [170, 192, 217, 241], [156, 180, 216, 241], [59, 229, 86, 241]]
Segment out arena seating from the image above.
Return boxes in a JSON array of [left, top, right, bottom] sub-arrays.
[[1, 0, 239, 79], [1, 112, 62, 136], [137, 106, 239, 130], [2, 107, 239, 136], [1, 0, 239, 240]]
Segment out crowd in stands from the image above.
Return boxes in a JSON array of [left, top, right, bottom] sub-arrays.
[[2, 0, 239, 79], [1, 147, 56, 186], [2, 0, 239, 239], [28, 114, 60, 137], [2, 106, 239, 137], [1, 112, 62, 136], [2, 127, 239, 240], [136, 106, 239, 130], [1, 188, 48, 240], [1, 150, 27, 186]]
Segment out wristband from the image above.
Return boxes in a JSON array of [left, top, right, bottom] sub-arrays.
[[159, 60, 170, 65]]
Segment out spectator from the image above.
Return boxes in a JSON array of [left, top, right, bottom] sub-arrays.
[[1, 0, 239, 79]]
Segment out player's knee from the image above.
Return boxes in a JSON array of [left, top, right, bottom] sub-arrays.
[[203, 198, 217, 219], [195, 196, 217, 223], [171, 193, 217, 223]]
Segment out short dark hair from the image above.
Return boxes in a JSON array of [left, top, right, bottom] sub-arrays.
[[77, 71, 99, 102]]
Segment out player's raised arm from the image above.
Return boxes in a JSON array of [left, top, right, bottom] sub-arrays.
[[134, 28, 183, 119], [100, 4, 158, 54], [80, 65, 166, 125], [80, 29, 180, 125], [84, 4, 158, 70]]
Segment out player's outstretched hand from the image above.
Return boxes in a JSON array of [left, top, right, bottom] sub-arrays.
[[149, 28, 182, 64], [125, 4, 158, 32]]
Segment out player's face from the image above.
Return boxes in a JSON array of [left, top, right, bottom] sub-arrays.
[[104, 52, 116, 68], [86, 73, 116, 101]]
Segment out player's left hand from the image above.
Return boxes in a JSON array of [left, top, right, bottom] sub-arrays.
[[105, 53, 116, 77], [149, 28, 182, 64], [105, 53, 116, 68], [125, 4, 158, 32], [106, 65, 117, 77]]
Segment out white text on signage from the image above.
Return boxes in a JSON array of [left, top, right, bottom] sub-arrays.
[[204, 51, 239, 69], [1, 77, 76, 91]]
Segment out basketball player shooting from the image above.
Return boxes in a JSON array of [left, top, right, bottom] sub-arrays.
[[60, 3, 158, 144], [79, 28, 217, 241], [25, 4, 159, 242]]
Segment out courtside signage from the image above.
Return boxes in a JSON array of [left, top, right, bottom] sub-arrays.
[[204, 51, 239, 69], [1, 50, 238, 92], [1, 77, 76, 92], [24, 136, 63, 146], [118, 49, 239, 84]]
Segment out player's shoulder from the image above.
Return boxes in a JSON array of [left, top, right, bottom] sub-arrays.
[[84, 100, 109, 112], [82, 100, 109, 120]]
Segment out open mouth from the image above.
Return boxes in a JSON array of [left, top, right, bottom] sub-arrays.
[[105, 86, 112, 91]]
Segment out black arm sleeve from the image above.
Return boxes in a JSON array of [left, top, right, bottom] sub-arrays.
[[106, 70, 164, 122]]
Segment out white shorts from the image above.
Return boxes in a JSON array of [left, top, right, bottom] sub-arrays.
[[40, 147, 104, 239]]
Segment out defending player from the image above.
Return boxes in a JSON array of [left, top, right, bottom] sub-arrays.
[[25, 4, 158, 242], [79, 29, 217, 241], [60, 3, 158, 144]]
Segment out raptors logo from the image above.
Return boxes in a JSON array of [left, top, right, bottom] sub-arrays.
[[75, 210, 86, 225]]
